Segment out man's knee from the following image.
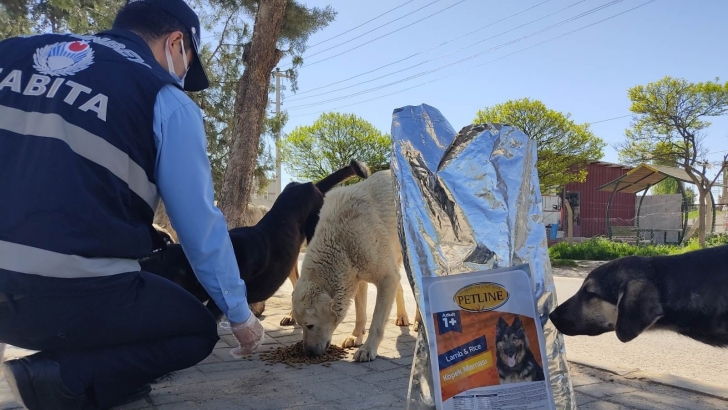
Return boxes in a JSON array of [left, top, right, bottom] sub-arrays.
[[204, 320, 220, 351], [197, 315, 220, 358], [179, 327, 219, 369]]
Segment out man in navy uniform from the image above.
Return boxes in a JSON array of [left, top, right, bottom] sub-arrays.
[[0, 1, 264, 409]]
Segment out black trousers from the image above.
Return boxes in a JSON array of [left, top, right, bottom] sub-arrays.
[[0, 271, 219, 409]]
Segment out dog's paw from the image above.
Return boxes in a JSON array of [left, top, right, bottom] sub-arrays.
[[395, 315, 410, 327], [249, 301, 266, 317], [353, 345, 377, 362], [412, 318, 423, 332], [279, 315, 296, 326], [341, 336, 363, 348]]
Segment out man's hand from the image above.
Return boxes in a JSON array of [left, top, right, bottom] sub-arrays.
[[228, 313, 265, 357]]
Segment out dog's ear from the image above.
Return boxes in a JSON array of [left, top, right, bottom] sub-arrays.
[[511, 316, 526, 338], [322, 293, 342, 321], [329, 298, 337, 316], [496, 317, 508, 334], [304, 212, 319, 244], [615, 279, 664, 343]]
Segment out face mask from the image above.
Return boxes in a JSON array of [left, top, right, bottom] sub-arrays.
[[165, 36, 188, 87]]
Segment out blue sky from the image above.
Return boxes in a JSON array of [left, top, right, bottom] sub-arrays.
[[251, 0, 728, 186]]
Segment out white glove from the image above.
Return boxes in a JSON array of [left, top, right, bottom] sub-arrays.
[[222, 313, 265, 358]]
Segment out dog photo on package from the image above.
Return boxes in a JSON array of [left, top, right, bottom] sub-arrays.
[[422, 265, 553, 410]]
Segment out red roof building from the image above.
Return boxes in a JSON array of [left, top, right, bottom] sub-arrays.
[[561, 161, 635, 238]]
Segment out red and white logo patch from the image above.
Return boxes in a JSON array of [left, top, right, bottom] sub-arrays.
[[33, 40, 95, 76]]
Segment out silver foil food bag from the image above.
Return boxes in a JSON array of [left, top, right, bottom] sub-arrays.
[[389, 104, 575, 410]]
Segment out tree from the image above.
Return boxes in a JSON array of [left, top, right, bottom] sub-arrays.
[[280, 112, 391, 182], [617, 76, 728, 247], [187, 0, 278, 198], [215, 0, 336, 228], [0, 0, 121, 37], [473, 98, 606, 193]]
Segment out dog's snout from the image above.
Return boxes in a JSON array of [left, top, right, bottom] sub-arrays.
[[304, 343, 328, 357], [549, 305, 586, 336], [304, 345, 319, 357], [549, 308, 573, 333], [548, 310, 560, 324], [303, 339, 331, 357]]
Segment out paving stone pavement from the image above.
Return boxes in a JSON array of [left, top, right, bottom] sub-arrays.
[[2, 280, 726, 409]]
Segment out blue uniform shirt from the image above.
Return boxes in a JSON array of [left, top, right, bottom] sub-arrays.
[[152, 84, 251, 324]]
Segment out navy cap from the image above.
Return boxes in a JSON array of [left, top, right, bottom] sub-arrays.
[[126, 0, 210, 91]]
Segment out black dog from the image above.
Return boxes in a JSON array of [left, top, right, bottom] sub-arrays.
[[549, 244, 728, 347], [495, 316, 545, 384], [150, 224, 175, 251], [140, 160, 369, 320]]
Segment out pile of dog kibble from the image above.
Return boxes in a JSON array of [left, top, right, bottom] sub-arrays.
[[256, 342, 351, 368]]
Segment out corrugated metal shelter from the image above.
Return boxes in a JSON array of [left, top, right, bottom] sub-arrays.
[[562, 161, 635, 238], [597, 163, 715, 243], [596, 164, 692, 193]]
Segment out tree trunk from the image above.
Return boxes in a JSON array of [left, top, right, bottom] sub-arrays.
[[697, 187, 708, 248], [564, 199, 574, 245], [217, 0, 287, 228], [705, 189, 714, 242], [685, 168, 708, 248]]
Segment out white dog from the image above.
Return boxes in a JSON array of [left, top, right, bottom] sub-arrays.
[[291, 169, 414, 362]]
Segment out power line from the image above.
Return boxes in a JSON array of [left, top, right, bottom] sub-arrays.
[[307, 0, 417, 49], [292, 0, 553, 97], [278, 0, 444, 66], [283, 0, 469, 69], [287, 0, 624, 109], [290, 0, 623, 109], [287, 0, 584, 102], [203, 1, 424, 53], [286, 0, 627, 110], [587, 114, 633, 124], [303, 0, 443, 59], [305, 0, 438, 57], [288, 0, 658, 118]]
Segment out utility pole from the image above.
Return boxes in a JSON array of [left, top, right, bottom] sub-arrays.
[[722, 160, 728, 204], [273, 67, 289, 200]]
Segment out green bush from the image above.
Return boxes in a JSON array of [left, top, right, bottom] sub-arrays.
[[548, 237, 672, 261], [548, 234, 727, 261], [550, 259, 578, 267], [676, 233, 728, 253], [706, 233, 728, 246]]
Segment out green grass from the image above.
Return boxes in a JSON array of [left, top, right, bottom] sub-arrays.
[[550, 259, 578, 267], [687, 209, 725, 220], [548, 234, 728, 261]]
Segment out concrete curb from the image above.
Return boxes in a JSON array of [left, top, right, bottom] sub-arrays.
[[568, 356, 728, 402]]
